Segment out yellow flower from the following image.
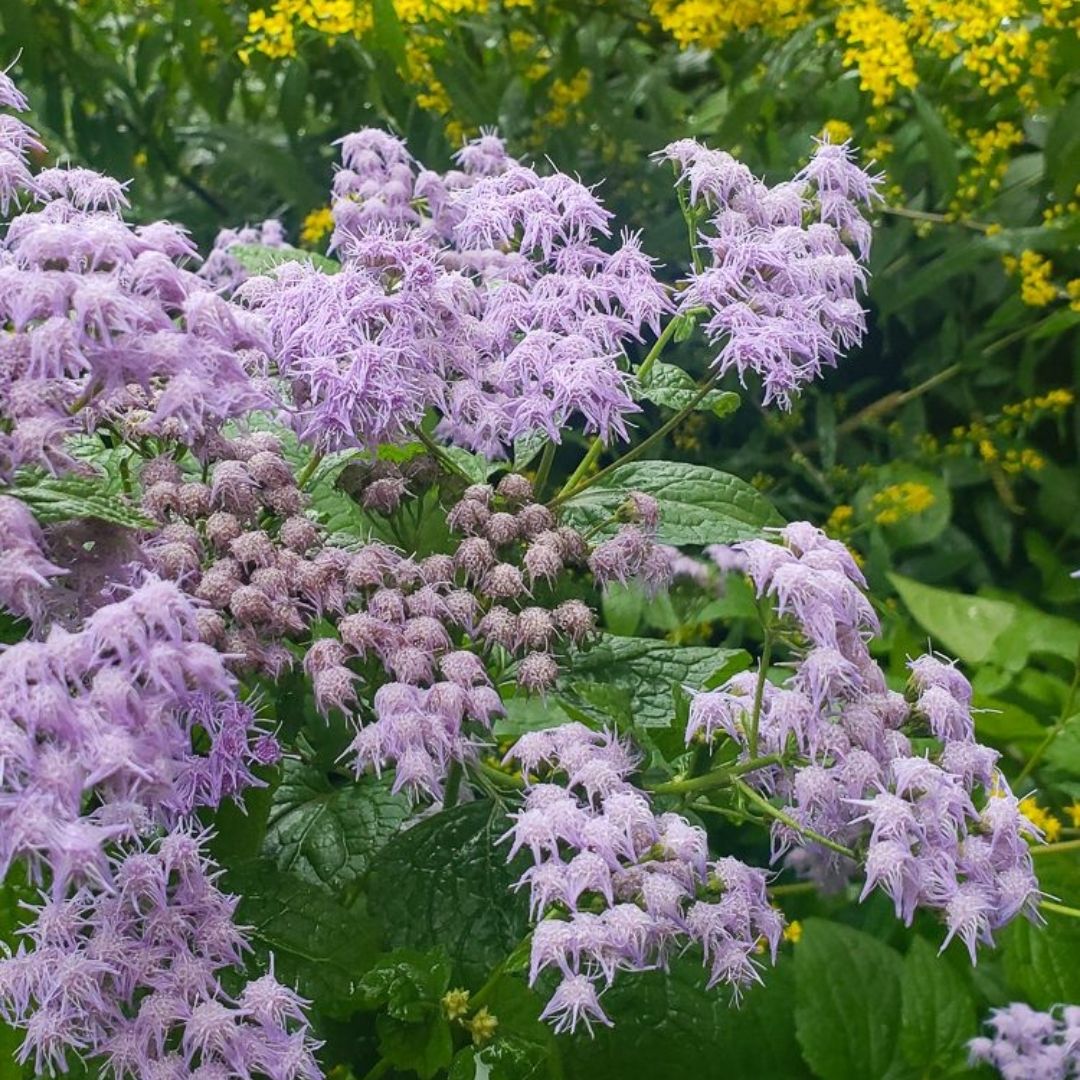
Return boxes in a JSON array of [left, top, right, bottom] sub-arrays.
[[442, 988, 471, 1021], [821, 119, 854, 144], [467, 1006, 498, 1045], [650, 0, 813, 49], [299, 206, 334, 248], [870, 482, 936, 526], [1019, 799, 1062, 843], [825, 504, 855, 538], [1006, 249, 1058, 307], [835, 2, 918, 107], [783, 920, 803, 944], [1066, 802, 1080, 828]]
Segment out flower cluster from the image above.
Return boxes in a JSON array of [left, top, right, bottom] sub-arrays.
[[240, 125, 675, 457], [0, 578, 275, 892], [0, 829, 321, 1079], [0, 493, 65, 624], [502, 723, 782, 1034], [659, 137, 881, 409], [343, 474, 598, 799], [0, 99, 270, 484], [969, 1003, 1080, 1079], [689, 523, 1042, 958]]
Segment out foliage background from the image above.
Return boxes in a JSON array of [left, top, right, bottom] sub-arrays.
[[2, 0, 1079, 1077]]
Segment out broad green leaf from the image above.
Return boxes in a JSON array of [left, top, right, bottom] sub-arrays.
[[13, 475, 154, 530], [634, 362, 741, 418], [1002, 857, 1080, 1009], [494, 693, 573, 738], [561, 634, 747, 727], [600, 581, 646, 636], [230, 242, 341, 276], [563, 461, 782, 547], [369, 0, 409, 70], [564, 956, 806, 1079], [355, 948, 451, 1019], [513, 432, 547, 471], [261, 760, 411, 897], [561, 635, 747, 730], [794, 919, 904, 1080], [888, 573, 1016, 665], [898, 938, 976, 1072], [225, 860, 380, 1018], [356, 949, 454, 1080], [366, 801, 530, 986]]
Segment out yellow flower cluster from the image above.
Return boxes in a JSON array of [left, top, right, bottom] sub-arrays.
[[243, 0, 490, 62], [299, 206, 334, 247], [825, 503, 855, 538], [1003, 249, 1058, 307], [821, 119, 854, 144], [650, 0, 814, 49], [1001, 388, 1075, 423], [869, 481, 935, 525], [783, 920, 804, 943], [1019, 799, 1062, 842], [951, 121, 1023, 209], [542, 69, 592, 128], [835, 2, 918, 106]]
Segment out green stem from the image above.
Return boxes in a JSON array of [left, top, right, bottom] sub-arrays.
[[733, 779, 857, 860], [880, 204, 992, 233], [647, 754, 785, 796], [1041, 900, 1080, 920], [1031, 839, 1080, 858], [295, 452, 324, 491], [768, 882, 818, 897], [550, 307, 701, 503], [1017, 650, 1080, 784], [470, 931, 533, 1011], [747, 631, 774, 759], [414, 427, 472, 483], [473, 759, 525, 791], [533, 439, 556, 498], [443, 761, 464, 809], [550, 374, 721, 508], [361, 1059, 392, 1080]]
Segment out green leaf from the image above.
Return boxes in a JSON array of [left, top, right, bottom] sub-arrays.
[[356, 950, 454, 1080], [634, 362, 741, 418], [229, 243, 341, 276], [561, 634, 748, 728], [888, 573, 1016, 665], [794, 919, 904, 1080], [564, 956, 806, 1079], [898, 938, 976, 1072], [1002, 894, 1080, 1008], [377, 1010, 453, 1079], [14, 474, 154, 530], [261, 760, 411, 897], [366, 801, 530, 986], [369, 0, 408, 69], [912, 94, 959, 205], [563, 461, 782, 547], [225, 860, 380, 1018]]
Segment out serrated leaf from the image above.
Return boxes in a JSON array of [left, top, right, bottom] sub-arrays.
[[563, 461, 782, 547], [261, 760, 411, 897], [377, 1010, 453, 1080], [513, 432, 547, 471], [888, 573, 1016, 665], [634, 362, 740, 418], [561, 634, 747, 728], [225, 860, 380, 1018], [14, 475, 154, 529], [564, 956, 806, 1079], [898, 938, 976, 1072], [1002, 857, 1080, 1009], [366, 801, 530, 986], [230, 242, 341, 276], [794, 919, 904, 1080]]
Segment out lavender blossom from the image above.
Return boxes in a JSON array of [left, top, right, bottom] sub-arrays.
[[969, 1003, 1080, 1080]]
